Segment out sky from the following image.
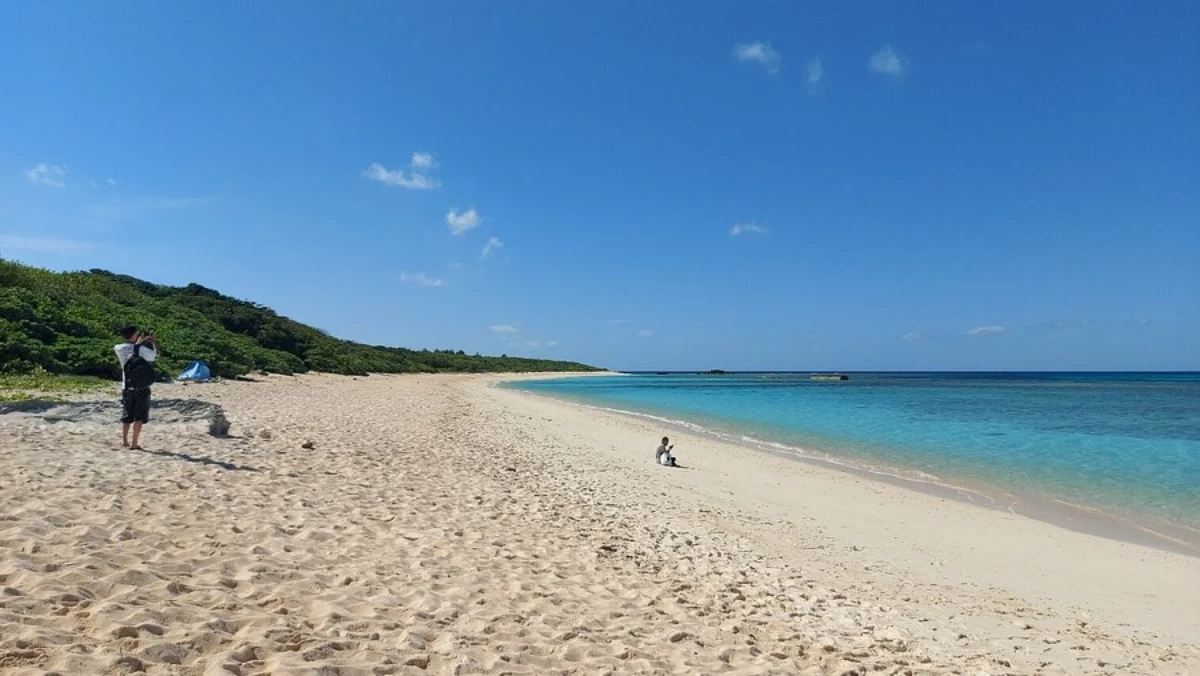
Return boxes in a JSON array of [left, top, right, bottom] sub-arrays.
[[2, 2, 1198, 371]]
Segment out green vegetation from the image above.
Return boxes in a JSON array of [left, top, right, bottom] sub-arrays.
[[0, 367, 109, 402], [0, 259, 600, 381]]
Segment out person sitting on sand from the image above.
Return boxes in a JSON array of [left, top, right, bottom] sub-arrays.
[[114, 325, 159, 450], [656, 436, 677, 467]]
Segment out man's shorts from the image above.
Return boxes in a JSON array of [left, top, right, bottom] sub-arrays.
[[121, 388, 151, 424]]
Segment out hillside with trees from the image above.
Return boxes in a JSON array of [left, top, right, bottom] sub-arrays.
[[0, 259, 599, 380]]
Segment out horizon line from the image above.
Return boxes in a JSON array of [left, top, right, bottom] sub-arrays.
[[613, 369, 1200, 374]]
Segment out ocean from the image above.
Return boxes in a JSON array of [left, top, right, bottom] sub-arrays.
[[510, 372, 1200, 547]]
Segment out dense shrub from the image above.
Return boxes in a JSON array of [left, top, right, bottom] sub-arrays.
[[0, 259, 599, 379]]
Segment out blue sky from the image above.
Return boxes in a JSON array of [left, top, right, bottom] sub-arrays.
[[2, 2, 1197, 371]]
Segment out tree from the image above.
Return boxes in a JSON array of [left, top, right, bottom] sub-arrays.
[[0, 260, 601, 379]]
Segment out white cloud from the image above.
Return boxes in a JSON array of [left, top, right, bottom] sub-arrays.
[[966, 325, 1007, 336], [395, 271, 446, 287], [106, 178, 117, 186], [0, 234, 87, 254], [24, 163, 67, 188], [547, 340, 558, 347], [903, 332, 922, 341], [806, 58, 823, 90], [491, 324, 519, 335], [637, 329, 654, 337], [869, 45, 907, 78], [447, 208, 481, 235], [733, 42, 781, 74], [411, 152, 435, 169], [362, 162, 440, 190], [730, 222, 770, 236], [525, 341, 540, 348], [480, 236, 504, 260]]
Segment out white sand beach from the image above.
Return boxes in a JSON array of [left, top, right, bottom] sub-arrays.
[[1, 373, 1198, 675]]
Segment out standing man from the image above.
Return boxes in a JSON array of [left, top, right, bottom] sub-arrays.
[[115, 325, 159, 449]]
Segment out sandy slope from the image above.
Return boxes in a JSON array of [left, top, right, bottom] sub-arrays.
[[0, 373, 1196, 675]]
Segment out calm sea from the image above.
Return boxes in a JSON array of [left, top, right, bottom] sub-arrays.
[[511, 373, 1200, 534]]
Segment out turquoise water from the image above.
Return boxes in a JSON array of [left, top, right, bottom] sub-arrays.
[[512, 373, 1200, 529]]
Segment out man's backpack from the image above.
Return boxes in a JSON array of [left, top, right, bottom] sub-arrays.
[[124, 344, 157, 390]]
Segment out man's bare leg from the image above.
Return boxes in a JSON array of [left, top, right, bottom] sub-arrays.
[[130, 422, 144, 450], [122, 422, 131, 447]]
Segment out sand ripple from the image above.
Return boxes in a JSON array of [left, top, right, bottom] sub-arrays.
[[1, 374, 1196, 675]]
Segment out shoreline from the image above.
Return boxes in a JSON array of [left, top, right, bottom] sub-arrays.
[[501, 376, 1200, 558], [2, 372, 1198, 674], [483, 373, 1200, 649]]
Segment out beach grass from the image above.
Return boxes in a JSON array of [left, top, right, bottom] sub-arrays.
[[0, 369, 110, 402]]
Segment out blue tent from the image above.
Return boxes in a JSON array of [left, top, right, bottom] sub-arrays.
[[178, 361, 212, 382]]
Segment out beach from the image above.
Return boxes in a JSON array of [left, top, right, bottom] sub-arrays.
[[1, 373, 1198, 675]]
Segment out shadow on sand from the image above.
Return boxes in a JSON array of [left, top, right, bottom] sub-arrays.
[[135, 447, 259, 472]]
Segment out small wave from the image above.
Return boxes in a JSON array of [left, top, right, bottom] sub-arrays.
[[578, 402, 950, 486], [511, 387, 1200, 556]]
